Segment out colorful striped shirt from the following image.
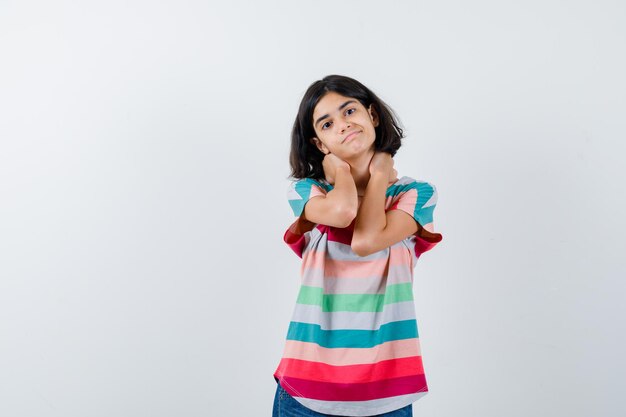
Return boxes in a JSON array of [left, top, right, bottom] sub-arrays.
[[273, 175, 443, 416]]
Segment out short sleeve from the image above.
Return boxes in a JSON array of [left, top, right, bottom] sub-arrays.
[[389, 177, 443, 257], [283, 178, 330, 258], [286, 178, 329, 217]]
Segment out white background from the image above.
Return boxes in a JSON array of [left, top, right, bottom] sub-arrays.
[[1, 1, 625, 416]]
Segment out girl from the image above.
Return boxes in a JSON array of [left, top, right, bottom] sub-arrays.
[[272, 75, 443, 417]]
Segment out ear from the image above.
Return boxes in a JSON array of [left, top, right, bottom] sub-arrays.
[[310, 137, 329, 154], [368, 104, 380, 128]]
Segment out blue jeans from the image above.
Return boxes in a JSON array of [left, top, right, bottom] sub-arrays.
[[272, 382, 413, 417]]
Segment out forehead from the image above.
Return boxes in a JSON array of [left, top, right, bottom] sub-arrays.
[[313, 92, 362, 118]]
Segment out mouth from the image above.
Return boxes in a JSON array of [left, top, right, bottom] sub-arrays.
[[343, 130, 361, 143]]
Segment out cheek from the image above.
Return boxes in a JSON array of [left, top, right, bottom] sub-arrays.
[[364, 126, 377, 141], [361, 119, 376, 134]]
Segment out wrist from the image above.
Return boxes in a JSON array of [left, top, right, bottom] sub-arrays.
[[365, 171, 389, 192], [369, 170, 388, 181], [335, 165, 352, 176]]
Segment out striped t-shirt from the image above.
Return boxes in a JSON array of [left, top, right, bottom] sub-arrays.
[[273, 175, 443, 416]]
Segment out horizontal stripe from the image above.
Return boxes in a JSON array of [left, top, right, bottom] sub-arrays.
[[280, 339, 422, 366], [286, 319, 418, 348], [275, 356, 424, 384], [302, 246, 411, 278], [294, 391, 427, 417], [277, 374, 428, 402], [296, 283, 414, 312], [304, 228, 405, 261], [290, 301, 416, 331], [301, 264, 413, 294]]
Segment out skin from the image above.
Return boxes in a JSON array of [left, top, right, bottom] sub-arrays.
[[301, 91, 420, 257]]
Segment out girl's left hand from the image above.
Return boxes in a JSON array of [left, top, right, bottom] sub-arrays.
[[369, 152, 397, 183]]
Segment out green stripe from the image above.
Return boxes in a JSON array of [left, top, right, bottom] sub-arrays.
[[296, 283, 413, 312], [296, 286, 324, 305], [385, 282, 414, 304]]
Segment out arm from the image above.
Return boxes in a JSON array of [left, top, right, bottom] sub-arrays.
[[351, 155, 418, 257], [302, 162, 358, 228]]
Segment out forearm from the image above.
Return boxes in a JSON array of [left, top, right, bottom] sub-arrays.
[[353, 171, 388, 242], [326, 166, 358, 217]]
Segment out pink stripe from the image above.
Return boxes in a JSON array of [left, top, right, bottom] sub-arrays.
[[384, 195, 396, 209], [302, 245, 411, 278], [394, 189, 418, 220], [280, 339, 422, 366], [276, 374, 428, 401], [301, 265, 413, 293], [309, 186, 326, 199]]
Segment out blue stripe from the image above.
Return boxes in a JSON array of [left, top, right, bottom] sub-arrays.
[[286, 319, 419, 348], [415, 201, 435, 227], [288, 178, 330, 217], [385, 179, 417, 197], [387, 180, 436, 225], [413, 182, 435, 223]]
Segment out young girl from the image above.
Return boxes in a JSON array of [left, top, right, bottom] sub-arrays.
[[272, 75, 443, 417]]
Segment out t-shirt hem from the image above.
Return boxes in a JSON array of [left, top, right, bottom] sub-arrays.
[[294, 392, 427, 416], [275, 377, 427, 417]]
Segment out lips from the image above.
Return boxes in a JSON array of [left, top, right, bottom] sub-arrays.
[[343, 130, 361, 143]]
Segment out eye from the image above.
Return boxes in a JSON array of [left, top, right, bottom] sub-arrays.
[[321, 121, 331, 130], [346, 108, 356, 115]]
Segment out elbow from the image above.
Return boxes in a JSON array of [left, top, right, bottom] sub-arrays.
[[334, 204, 357, 228], [351, 238, 373, 257]]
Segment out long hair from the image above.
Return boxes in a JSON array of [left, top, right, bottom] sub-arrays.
[[289, 75, 405, 180]]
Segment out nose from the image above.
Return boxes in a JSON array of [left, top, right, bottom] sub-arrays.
[[339, 118, 351, 132]]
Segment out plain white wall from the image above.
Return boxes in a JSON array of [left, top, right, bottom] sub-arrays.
[[1, 1, 625, 416]]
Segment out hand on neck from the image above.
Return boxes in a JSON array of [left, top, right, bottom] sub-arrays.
[[345, 148, 376, 195]]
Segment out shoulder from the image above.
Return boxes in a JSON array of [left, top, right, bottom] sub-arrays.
[[388, 176, 438, 197], [286, 177, 333, 217], [287, 177, 333, 196]]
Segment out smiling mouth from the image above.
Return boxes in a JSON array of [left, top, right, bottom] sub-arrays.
[[343, 131, 361, 143]]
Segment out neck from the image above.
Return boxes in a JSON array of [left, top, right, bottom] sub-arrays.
[[345, 148, 375, 195]]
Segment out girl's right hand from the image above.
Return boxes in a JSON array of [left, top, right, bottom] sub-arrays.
[[322, 152, 350, 185]]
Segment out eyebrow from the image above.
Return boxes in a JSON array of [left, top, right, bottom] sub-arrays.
[[314, 100, 357, 128]]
